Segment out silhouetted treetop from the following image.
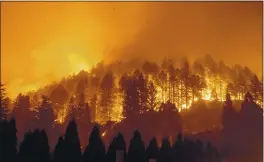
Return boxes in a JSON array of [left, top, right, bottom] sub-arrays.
[[63, 119, 81, 162], [127, 130, 146, 162], [159, 137, 172, 162], [52, 136, 66, 162], [83, 125, 105, 162], [146, 137, 159, 159], [114, 132, 126, 150]]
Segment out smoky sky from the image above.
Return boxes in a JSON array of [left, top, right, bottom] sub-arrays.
[[1, 2, 263, 98], [109, 2, 262, 70]]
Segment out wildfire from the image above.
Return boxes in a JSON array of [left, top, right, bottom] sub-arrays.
[[50, 70, 237, 126], [54, 104, 68, 124], [202, 89, 212, 101], [111, 92, 124, 122], [17, 59, 260, 127], [151, 72, 230, 112], [181, 104, 187, 109], [101, 131, 107, 137], [52, 69, 246, 126]]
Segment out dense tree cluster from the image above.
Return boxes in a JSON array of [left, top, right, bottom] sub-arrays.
[[0, 88, 262, 162], [221, 93, 263, 162], [0, 55, 262, 162], [4, 55, 261, 126], [0, 118, 222, 162], [0, 84, 11, 121]]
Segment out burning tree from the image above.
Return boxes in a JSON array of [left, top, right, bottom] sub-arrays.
[[147, 81, 159, 111], [99, 71, 116, 123], [6, 55, 263, 133]]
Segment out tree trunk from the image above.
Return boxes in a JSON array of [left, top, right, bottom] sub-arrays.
[[172, 82, 175, 104], [219, 79, 222, 101], [192, 88, 195, 104], [185, 81, 188, 108]]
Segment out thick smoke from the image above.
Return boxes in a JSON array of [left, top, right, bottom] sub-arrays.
[[2, 2, 262, 98], [107, 2, 262, 76]]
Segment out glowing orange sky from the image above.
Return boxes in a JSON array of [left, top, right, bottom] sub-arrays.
[[1, 2, 263, 98]]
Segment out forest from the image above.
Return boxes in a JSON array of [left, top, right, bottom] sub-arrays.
[[0, 91, 262, 162], [1, 118, 223, 162], [0, 55, 263, 162]]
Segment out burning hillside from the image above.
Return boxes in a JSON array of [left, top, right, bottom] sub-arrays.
[[1, 55, 262, 127], [1, 3, 262, 162]]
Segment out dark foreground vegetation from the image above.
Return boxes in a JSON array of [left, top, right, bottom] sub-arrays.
[[1, 117, 222, 162], [0, 92, 263, 162]]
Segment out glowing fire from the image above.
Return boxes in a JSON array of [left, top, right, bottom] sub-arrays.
[[202, 89, 212, 101], [111, 92, 124, 122], [54, 104, 68, 124], [101, 131, 107, 137], [50, 70, 236, 125], [151, 72, 229, 111], [24, 62, 260, 126]]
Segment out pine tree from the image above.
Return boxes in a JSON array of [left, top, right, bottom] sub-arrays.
[[159, 70, 167, 103], [227, 82, 237, 100], [13, 94, 31, 139], [1, 119, 17, 162], [17, 129, 50, 162], [127, 130, 146, 162], [158, 138, 172, 162], [52, 136, 66, 162], [90, 94, 98, 123], [38, 96, 54, 133], [146, 137, 159, 160], [17, 130, 35, 162], [67, 96, 76, 121], [172, 133, 185, 162], [0, 84, 9, 121], [180, 61, 191, 108], [189, 74, 206, 103], [249, 75, 261, 103], [221, 93, 239, 155], [168, 64, 176, 104], [107, 132, 126, 162], [147, 81, 159, 111], [38, 130, 51, 162], [122, 76, 140, 118], [99, 71, 115, 123], [137, 73, 148, 113], [50, 84, 69, 106], [236, 73, 246, 100], [83, 125, 105, 162], [64, 119, 81, 162]]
